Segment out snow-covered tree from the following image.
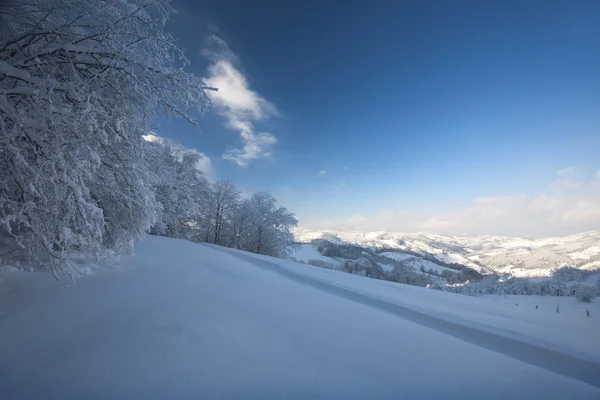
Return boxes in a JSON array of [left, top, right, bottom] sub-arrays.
[[143, 136, 210, 239], [342, 257, 385, 279], [244, 191, 298, 257], [202, 181, 241, 246], [0, 0, 209, 273], [229, 198, 254, 249], [307, 259, 338, 270], [552, 266, 583, 282], [575, 285, 596, 303], [189, 187, 297, 257]]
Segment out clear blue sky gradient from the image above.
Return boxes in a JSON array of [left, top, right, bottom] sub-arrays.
[[157, 0, 600, 226]]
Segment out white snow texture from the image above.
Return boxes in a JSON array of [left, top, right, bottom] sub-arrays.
[[1, 236, 599, 399]]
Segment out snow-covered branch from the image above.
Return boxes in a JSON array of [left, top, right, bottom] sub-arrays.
[[0, 0, 209, 272]]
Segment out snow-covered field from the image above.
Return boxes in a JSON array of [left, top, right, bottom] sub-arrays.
[[433, 252, 482, 269], [1, 236, 599, 399], [289, 243, 340, 265]]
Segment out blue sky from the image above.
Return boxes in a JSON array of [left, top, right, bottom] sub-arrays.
[[156, 0, 600, 236]]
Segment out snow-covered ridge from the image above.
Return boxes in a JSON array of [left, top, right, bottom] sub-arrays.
[[293, 228, 600, 278]]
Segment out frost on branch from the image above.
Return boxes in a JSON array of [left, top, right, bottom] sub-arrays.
[[0, 0, 209, 274]]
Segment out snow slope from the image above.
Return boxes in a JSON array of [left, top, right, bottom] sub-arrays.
[[1, 236, 599, 399]]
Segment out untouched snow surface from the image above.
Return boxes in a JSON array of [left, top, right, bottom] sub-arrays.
[[289, 243, 340, 265], [1, 236, 600, 399]]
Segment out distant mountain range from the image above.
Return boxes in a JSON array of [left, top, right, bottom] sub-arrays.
[[293, 229, 600, 278]]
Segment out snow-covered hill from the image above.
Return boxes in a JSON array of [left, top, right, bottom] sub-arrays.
[[1, 236, 600, 398], [293, 228, 600, 278]]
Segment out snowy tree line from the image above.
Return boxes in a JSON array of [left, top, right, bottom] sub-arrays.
[[0, 0, 296, 275], [144, 135, 297, 257], [434, 266, 600, 302]]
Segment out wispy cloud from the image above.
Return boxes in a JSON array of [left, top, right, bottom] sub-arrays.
[[318, 170, 326, 176], [203, 36, 277, 166], [303, 167, 600, 237]]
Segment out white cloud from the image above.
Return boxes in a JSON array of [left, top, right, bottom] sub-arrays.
[[215, 114, 276, 165], [303, 167, 600, 237], [187, 149, 215, 182], [318, 170, 326, 176], [203, 36, 277, 166]]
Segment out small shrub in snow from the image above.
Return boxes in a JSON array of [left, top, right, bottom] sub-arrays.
[[576, 286, 596, 303]]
